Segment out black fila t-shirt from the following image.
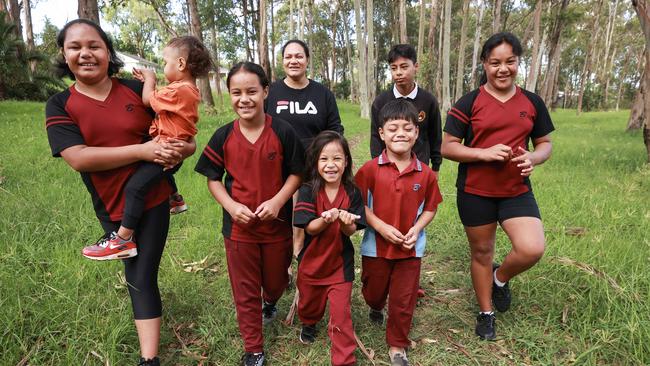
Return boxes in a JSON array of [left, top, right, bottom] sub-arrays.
[[445, 86, 555, 197], [195, 114, 305, 243], [293, 184, 366, 285], [265, 79, 343, 149], [45, 78, 172, 222]]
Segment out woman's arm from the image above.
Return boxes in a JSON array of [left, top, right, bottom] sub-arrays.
[[59, 139, 164, 172], [154, 137, 197, 169], [441, 132, 513, 163]]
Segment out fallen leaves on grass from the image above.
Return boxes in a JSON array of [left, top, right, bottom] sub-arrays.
[[17, 337, 43, 366], [565, 227, 588, 236], [170, 318, 208, 362], [550, 256, 623, 294], [180, 256, 221, 273], [354, 331, 375, 365], [114, 270, 127, 289], [562, 304, 570, 325], [90, 350, 110, 366], [444, 333, 478, 365], [284, 289, 299, 325]]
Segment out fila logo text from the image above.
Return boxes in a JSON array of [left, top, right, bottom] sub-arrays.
[[276, 101, 318, 115]]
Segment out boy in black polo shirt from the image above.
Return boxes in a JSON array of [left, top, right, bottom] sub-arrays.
[[370, 44, 442, 173]]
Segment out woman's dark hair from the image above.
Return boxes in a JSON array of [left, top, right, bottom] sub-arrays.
[[226, 61, 269, 90], [378, 99, 419, 127], [281, 39, 310, 59], [387, 44, 417, 64], [167, 36, 213, 78], [54, 19, 123, 79], [304, 131, 356, 199], [479, 32, 522, 85]]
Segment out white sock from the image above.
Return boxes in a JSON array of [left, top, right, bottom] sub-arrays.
[[479, 311, 494, 315], [494, 268, 506, 287]]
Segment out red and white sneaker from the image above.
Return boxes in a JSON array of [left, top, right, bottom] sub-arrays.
[[169, 193, 188, 215], [82, 232, 138, 260]]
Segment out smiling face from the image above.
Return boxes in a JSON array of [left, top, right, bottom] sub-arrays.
[[483, 42, 519, 92], [317, 141, 347, 187], [62, 23, 110, 85], [228, 70, 268, 123], [282, 42, 308, 81], [379, 118, 419, 157], [389, 56, 418, 92]]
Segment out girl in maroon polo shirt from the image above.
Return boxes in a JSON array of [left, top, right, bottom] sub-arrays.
[[195, 62, 304, 366], [293, 131, 366, 366], [442, 32, 555, 341]]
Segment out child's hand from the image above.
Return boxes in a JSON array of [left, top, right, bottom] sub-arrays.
[[132, 68, 144, 82], [402, 227, 420, 251], [338, 209, 360, 226], [321, 208, 339, 223], [229, 203, 257, 224], [255, 199, 281, 221], [378, 223, 406, 245], [510, 146, 534, 176]]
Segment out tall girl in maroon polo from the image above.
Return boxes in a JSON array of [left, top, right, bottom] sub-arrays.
[[442, 32, 554, 341], [195, 62, 303, 366]]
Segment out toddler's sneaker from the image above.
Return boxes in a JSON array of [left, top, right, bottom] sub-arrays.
[[369, 308, 384, 325], [492, 263, 512, 312], [262, 301, 277, 326], [82, 232, 137, 260], [240, 352, 265, 366], [299, 324, 317, 344], [390, 351, 409, 366], [475, 312, 496, 340], [169, 193, 188, 214]]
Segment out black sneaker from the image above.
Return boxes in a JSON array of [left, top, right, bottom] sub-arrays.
[[299, 324, 317, 344], [138, 357, 160, 366], [475, 312, 496, 340], [241, 352, 265, 366], [369, 308, 384, 325], [492, 263, 512, 312], [390, 351, 409, 366], [262, 301, 277, 325]]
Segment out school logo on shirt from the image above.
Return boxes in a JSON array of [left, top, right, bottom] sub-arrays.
[[520, 111, 528, 118], [267, 151, 277, 160], [125, 103, 134, 112], [418, 111, 426, 122], [276, 100, 318, 115], [413, 183, 421, 191]]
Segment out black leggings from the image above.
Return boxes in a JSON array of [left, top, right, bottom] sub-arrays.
[[100, 200, 170, 319], [122, 162, 178, 229]]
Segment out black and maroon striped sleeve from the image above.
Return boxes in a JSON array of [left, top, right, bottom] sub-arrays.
[[45, 90, 85, 157], [522, 89, 555, 138], [293, 185, 317, 229], [444, 89, 480, 139], [194, 122, 233, 181]]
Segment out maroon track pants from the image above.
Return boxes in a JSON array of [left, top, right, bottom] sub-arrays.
[[224, 238, 292, 353], [361, 256, 421, 348], [298, 280, 357, 366]]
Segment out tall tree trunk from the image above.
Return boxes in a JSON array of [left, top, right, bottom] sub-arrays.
[[540, 0, 569, 107], [342, 5, 357, 101], [469, 0, 484, 89], [259, 0, 270, 78], [23, 0, 36, 73], [417, 0, 425, 64], [492, 0, 502, 33], [299, 0, 305, 40], [442, 0, 451, 111], [399, 0, 407, 43], [426, 0, 439, 93], [628, 70, 645, 130], [307, 0, 314, 76], [188, 0, 215, 108], [242, 0, 252, 61], [632, 0, 650, 162], [331, 3, 340, 87], [454, 0, 470, 101], [208, 0, 223, 109], [366, 0, 376, 103], [525, 0, 542, 92], [576, 1, 601, 114], [270, 0, 276, 81], [7, 0, 22, 36], [289, 0, 294, 38], [77, 0, 99, 25], [435, 2, 443, 98], [354, 0, 369, 118]]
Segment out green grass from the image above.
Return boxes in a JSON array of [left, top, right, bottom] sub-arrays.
[[1, 101, 648, 365]]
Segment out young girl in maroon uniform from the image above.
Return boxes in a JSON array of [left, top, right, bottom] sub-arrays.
[[293, 131, 366, 366], [195, 62, 303, 366], [442, 32, 554, 340]]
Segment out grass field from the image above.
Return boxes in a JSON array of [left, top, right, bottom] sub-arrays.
[[1, 99, 649, 365]]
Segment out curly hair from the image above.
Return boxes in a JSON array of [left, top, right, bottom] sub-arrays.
[[167, 36, 213, 78]]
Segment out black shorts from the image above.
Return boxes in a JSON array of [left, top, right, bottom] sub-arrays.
[[457, 189, 541, 227]]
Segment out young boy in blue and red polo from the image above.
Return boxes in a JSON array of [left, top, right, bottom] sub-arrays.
[[355, 99, 442, 366]]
